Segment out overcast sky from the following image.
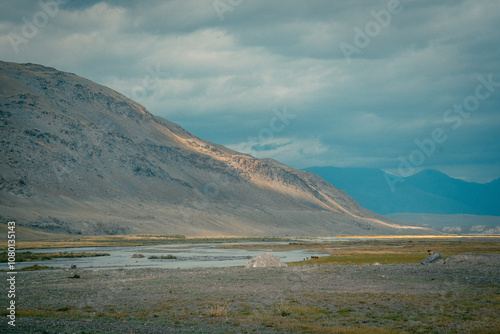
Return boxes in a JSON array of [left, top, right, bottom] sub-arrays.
[[1, 0, 499, 183]]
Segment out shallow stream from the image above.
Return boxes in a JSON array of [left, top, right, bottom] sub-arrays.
[[17, 241, 329, 270]]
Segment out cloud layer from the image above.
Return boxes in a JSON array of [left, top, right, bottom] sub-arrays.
[[1, 0, 499, 182]]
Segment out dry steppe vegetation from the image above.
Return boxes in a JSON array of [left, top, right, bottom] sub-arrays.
[[1, 237, 499, 333]]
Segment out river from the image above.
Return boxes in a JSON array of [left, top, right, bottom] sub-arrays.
[[17, 241, 330, 270]]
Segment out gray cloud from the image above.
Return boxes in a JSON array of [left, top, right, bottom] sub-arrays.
[[252, 142, 292, 152], [1, 0, 499, 182]]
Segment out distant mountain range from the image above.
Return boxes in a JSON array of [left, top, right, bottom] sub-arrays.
[[0, 61, 432, 236], [303, 167, 500, 216]]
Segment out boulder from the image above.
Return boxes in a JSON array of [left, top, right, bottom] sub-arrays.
[[421, 251, 444, 265], [245, 252, 288, 268]]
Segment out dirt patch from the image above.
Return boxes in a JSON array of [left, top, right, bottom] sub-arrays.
[[8, 253, 500, 333]]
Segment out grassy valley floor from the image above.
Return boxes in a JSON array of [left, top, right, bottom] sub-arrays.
[[1, 237, 499, 333]]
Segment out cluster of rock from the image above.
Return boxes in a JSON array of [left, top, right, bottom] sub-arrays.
[[245, 252, 288, 268], [420, 252, 500, 266], [420, 251, 444, 265], [443, 253, 499, 265]]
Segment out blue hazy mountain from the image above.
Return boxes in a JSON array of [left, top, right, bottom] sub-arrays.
[[304, 167, 500, 216]]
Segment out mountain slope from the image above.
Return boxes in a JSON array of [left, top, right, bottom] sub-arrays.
[[0, 61, 428, 236], [304, 167, 500, 216]]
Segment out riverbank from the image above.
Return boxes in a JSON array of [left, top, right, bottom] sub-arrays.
[[4, 253, 500, 333]]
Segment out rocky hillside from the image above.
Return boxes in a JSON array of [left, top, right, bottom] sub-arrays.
[[0, 61, 431, 236]]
